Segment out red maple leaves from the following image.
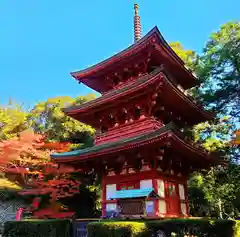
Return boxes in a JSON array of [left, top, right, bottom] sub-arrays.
[[0, 130, 79, 219]]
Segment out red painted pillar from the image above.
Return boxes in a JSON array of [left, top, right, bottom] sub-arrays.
[[152, 178, 159, 217], [164, 181, 169, 216]]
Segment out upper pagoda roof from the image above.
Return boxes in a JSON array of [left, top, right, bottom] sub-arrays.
[[64, 68, 215, 125], [51, 123, 217, 166], [71, 27, 197, 93]]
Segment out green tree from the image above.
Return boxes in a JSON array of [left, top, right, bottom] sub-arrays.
[[189, 22, 240, 219], [170, 41, 231, 154], [197, 22, 240, 120], [192, 116, 232, 152], [189, 164, 240, 219], [29, 94, 96, 145], [171, 28, 240, 218], [0, 102, 29, 140], [170, 42, 198, 70]]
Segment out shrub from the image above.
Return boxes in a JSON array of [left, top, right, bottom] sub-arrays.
[[235, 220, 240, 237], [3, 219, 72, 237], [87, 219, 240, 237], [87, 221, 149, 237], [146, 219, 240, 237]]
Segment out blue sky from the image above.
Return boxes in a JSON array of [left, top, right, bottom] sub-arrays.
[[0, 0, 239, 108]]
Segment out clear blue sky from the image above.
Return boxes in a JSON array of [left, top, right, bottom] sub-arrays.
[[0, 0, 239, 108]]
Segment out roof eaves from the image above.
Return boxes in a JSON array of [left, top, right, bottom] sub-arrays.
[[51, 122, 218, 164], [70, 27, 166, 80], [63, 67, 163, 114], [110, 188, 157, 199], [153, 27, 185, 66], [162, 73, 215, 121], [51, 124, 172, 160]]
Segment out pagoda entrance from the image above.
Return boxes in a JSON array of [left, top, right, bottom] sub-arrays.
[[166, 181, 180, 216]]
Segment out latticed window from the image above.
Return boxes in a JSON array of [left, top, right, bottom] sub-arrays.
[[106, 184, 116, 200], [119, 199, 145, 215], [128, 185, 134, 190]]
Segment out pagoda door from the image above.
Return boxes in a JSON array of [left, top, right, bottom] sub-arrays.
[[166, 182, 180, 215]]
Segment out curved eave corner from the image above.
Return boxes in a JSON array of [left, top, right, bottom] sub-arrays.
[[70, 72, 80, 83], [69, 26, 194, 82], [206, 110, 217, 120], [69, 27, 156, 79], [195, 108, 216, 123]]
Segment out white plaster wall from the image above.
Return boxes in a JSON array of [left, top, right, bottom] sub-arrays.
[[140, 179, 152, 189], [106, 184, 116, 200]]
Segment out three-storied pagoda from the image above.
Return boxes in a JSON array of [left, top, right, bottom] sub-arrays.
[[52, 4, 219, 218]]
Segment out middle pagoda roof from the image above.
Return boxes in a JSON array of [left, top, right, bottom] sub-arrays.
[[64, 67, 215, 127]]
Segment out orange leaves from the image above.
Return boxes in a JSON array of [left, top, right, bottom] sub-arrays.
[[41, 142, 71, 152], [0, 129, 73, 177], [19, 187, 54, 196], [19, 177, 80, 201], [232, 130, 240, 145], [0, 129, 80, 219], [0, 130, 48, 169], [44, 164, 75, 175], [0, 138, 23, 164], [4, 167, 30, 174]]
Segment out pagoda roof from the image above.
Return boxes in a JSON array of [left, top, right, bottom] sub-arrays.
[[64, 68, 215, 125], [110, 188, 159, 199], [71, 27, 197, 92], [51, 123, 217, 164]]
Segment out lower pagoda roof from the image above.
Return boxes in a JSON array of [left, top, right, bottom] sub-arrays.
[[51, 123, 218, 165]]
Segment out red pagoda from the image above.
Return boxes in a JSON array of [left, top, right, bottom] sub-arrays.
[[52, 4, 218, 218]]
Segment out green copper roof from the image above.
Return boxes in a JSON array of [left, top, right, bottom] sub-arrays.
[[110, 188, 159, 199], [51, 123, 182, 160]]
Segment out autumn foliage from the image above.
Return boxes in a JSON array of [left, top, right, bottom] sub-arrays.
[[232, 130, 240, 146], [0, 129, 80, 219]]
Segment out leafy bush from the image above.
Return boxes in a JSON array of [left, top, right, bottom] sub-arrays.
[[87, 221, 149, 237], [235, 220, 240, 237], [147, 219, 240, 237], [3, 219, 72, 237], [87, 219, 240, 237]]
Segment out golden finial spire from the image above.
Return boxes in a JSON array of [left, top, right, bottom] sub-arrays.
[[134, 3, 142, 42]]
